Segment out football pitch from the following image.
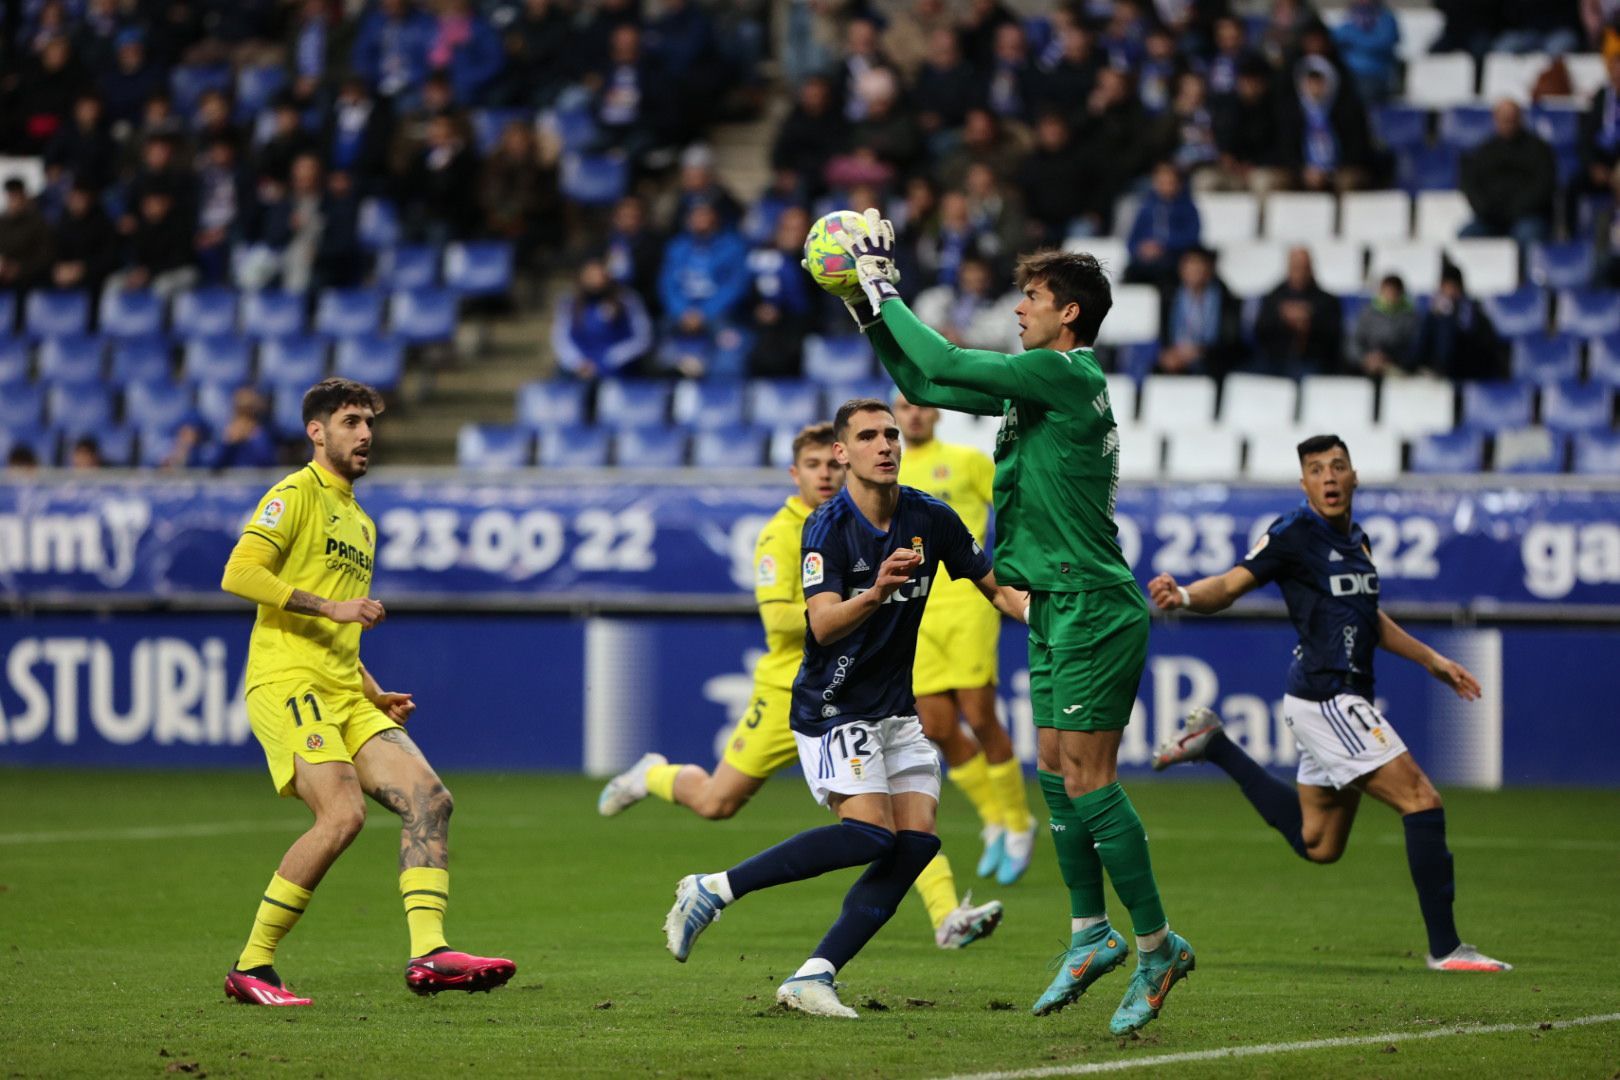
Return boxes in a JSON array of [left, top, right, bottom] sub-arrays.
[[2, 770, 1617, 1079]]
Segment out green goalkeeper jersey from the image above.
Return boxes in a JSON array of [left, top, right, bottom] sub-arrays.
[[870, 299, 1135, 593]]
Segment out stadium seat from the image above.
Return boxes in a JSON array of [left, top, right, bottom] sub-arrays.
[[1066, 236, 1128, 282], [613, 425, 688, 467], [1528, 241, 1594, 289], [37, 334, 105, 383], [470, 109, 531, 155], [1096, 285, 1160, 345], [1395, 7, 1446, 61], [235, 64, 287, 121], [1572, 430, 1620, 474], [597, 379, 672, 427], [1532, 105, 1582, 150], [1299, 375, 1377, 431], [1403, 54, 1477, 110], [0, 381, 44, 429], [1262, 192, 1336, 244], [1414, 191, 1472, 241], [1371, 104, 1429, 152], [172, 287, 239, 337], [0, 290, 15, 331], [1484, 286, 1548, 337], [358, 198, 402, 251], [1219, 372, 1297, 430], [1494, 426, 1566, 472], [1397, 145, 1461, 192], [0, 338, 28, 383], [260, 334, 329, 386], [1541, 379, 1613, 432], [1445, 238, 1519, 296], [1117, 430, 1162, 481], [182, 335, 253, 384], [1339, 191, 1411, 244], [1440, 105, 1496, 149], [1379, 378, 1456, 436], [1307, 242, 1366, 295], [671, 380, 747, 430], [0, 425, 58, 465], [826, 376, 895, 408], [691, 426, 769, 468], [1368, 241, 1441, 294], [1164, 428, 1242, 480], [1565, 53, 1609, 100], [24, 290, 90, 337], [517, 380, 590, 429], [747, 379, 822, 428], [333, 334, 405, 391], [1339, 429, 1403, 482], [1555, 289, 1620, 337], [1461, 381, 1535, 430], [1107, 341, 1154, 381], [1239, 429, 1306, 481], [1408, 429, 1486, 473], [136, 425, 186, 468], [267, 381, 306, 437], [78, 422, 135, 465], [124, 379, 194, 432], [1105, 373, 1138, 424], [1511, 334, 1582, 384], [314, 288, 385, 337], [1192, 192, 1261, 244], [538, 424, 611, 467], [1217, 242, 1289, 298], [109, 335, 171, 383], [541, 101, 599, 152], [388, 287, 457, 342], [195, 379, 240, 431], [802, 334, 873, 382], [1139, 374, 1217, 431], [169, 63, 231, 113], [1479, 52, 1546, 105], [378, 246, 440, 289], [457, 424, 534, 469], [1590, 333, 1620, 387], [241, 290, 307, 337], [98, 288, 164, 337], [444, 241, 516, 297], [559, 152, 630, 206]]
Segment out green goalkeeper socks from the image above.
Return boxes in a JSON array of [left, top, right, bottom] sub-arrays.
[[1072, 781, 1168, 936], [1038, 770, 1106, 920]]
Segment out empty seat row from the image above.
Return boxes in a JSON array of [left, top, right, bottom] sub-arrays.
[[515, 376, 897, 432], [0, 334, 406, 392], [1195, 190, 1478, 247], [1209, 236, 1520, 298], [1402, 52, 1607, 110]]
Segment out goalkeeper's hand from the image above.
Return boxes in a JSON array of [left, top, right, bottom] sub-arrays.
[[835, 207, 902, 317]]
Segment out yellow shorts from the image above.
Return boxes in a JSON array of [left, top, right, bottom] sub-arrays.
[[913, 600, 1001, 697], [246, 678, 402, 797], [720, 682, 799, 780]]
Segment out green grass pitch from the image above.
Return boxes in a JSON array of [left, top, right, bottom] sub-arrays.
[[2, 770, 1617, 1078]]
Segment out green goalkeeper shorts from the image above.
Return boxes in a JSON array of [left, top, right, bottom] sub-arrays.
[[1027, 582, 1149, 732]]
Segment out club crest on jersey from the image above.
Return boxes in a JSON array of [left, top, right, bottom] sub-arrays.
[[305, 733, 325, 750], [257, 498, 286, 528], [802, 552, 824, 587], [360, 524, 371, 546], [933, 465, 950, 480], [911, 535, 925, 559], [756, 554, 778, 586]]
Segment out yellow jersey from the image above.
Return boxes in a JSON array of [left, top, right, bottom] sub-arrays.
[[900, 438, 995, 612], [751, 495, 811, 691], [239, 463, 377, 695]]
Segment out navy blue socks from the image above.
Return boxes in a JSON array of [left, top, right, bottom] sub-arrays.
[[1204, 731, 1308, 858], [1403, 808, 1462, 958], [726, 820, 895, 900], [812, 830, 942, 970]]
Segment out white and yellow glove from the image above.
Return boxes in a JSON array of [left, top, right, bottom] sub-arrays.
[[835, 207, 902, 326]]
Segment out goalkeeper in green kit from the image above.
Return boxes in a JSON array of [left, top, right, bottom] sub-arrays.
[[828, 210, 1195, 1035]]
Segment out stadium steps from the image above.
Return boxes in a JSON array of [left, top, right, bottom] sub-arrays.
[[708, 99, 788, 203]]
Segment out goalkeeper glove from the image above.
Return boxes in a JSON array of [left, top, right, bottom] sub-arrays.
[[835, 207, 902, 318]]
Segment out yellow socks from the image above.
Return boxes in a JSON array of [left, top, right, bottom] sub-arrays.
[[238, 872, 312, 971], [912, 853, 959, 929], [400, 867, 450, 957], [646, 763, 683, 803], [987, 758, 1034, 833], [948, 753, 1000, 831]]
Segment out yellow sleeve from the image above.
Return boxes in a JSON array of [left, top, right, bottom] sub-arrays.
[[759, 600, 804, 637], [972, 448, 995, 505], [752, 519, 803, 608], [221, 532, 296, 608]]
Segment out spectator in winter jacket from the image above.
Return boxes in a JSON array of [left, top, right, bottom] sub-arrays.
[[1159, 248, 1240, 376], [1126, 162, 1203, 287], [552, 258, 654, 380], [912, 254, 1019, 352], [1280, 55, 1371, 193], [770, 75, 843, 196], [744, 206, 817, 379], [1346, 274, 1419, 376], [0, 180, 53, 290], [1415, 266, 1507, 381], [1461, 99, 1557, 246], [350, 0, 435, 103], [111, 189, 197, 298], [1019, 112, 1093, 245], [1253, 246, 1343, 377], [1212, 56, 1290, 195], [427, 0, 504, 106], [604, 195, 666, 319], [658, 200, 750, 336], [405, 112, 482, 243], [1332, 0, 1401, 106], [45, 93, 119, 193], [50, 182, 118, 291]]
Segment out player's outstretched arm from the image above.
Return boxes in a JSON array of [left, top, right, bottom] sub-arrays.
[[220, 533, 386, 628], [879, 299, 1035, 400], [360, 660, 416, 722], [972, 570, 1029, 623], [868, 319, 1005, 416], [1148, 566, 1259, 615], [806, 548, 921, 644], [1377, 610, 1481, 700]]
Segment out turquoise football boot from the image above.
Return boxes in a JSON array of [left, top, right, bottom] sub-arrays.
[[1031, 922, 1130, 1016], [1109, 931, 1196, 1035]]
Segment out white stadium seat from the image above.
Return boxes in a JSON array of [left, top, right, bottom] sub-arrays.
[[1415, 190, 1473, 241], [1566, 53, 1608, 101], [1368, 240, 1442, 294], [1404, 54, 1477, 110], [1217, 242, 1289, 298], [1139, 374, 1218, 432], [934, 411, 999, 459], [1193, 191, 1261, 244], [1106, 373, 1138, 425], [1263, 191, 1337, 243], [1445, 238, 1519, 296], [1096, 284, 1160, 345], [1220, 373, 1298, 431], [1480, 51, 1548, 104], [1380, 378, 1457, 437], [1165, 428, 1243, 481], [1243, 428, 1309, 482], [1299, 375, 1377, 431], [1066, 235, 1128, 284], [1308, 241, 1368, 295], [1339, 191, 1411, 244], [1117, 430, 1162, 481], [1395, 7, 1445, 62]]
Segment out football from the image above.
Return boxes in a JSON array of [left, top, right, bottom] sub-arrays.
[[801, 209, 870, 297]]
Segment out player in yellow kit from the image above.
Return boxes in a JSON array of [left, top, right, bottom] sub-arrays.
[[219, 378, 514, 1007], [599, 422, 1004, 948], [895, 393, 1039, 886]]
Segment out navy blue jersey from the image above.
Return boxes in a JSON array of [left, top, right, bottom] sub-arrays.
[[1242, 503, 1381, 701], [791, 485, 994, 736]]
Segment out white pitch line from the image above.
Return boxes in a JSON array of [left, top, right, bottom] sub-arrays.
[[0, 820, 301, 846], [929, 1011, 1620, 1080]]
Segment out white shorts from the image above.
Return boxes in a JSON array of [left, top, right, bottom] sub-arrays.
[[794, 715, 943, 808], [1282, 693, 1408, 789]]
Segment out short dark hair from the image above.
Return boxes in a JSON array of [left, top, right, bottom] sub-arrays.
[[1014, 249, 1112, 344], [1296, 433, 1350, 461], [3, 178, 25, 196], [833, 397, 893, 441], [302, 377, 384, 425], [1379, 273, 1405, 292], [791, 421, 836, 461]]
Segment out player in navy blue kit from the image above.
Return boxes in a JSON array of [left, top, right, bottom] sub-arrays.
[[1146, 435, 1511, 973], [663, 398, 1029, 1017]]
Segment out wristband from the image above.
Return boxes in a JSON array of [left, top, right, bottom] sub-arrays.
[[1176, 586, 1191, 609]]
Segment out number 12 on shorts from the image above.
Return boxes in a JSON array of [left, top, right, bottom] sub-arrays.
[[827, 726, 871, 779]]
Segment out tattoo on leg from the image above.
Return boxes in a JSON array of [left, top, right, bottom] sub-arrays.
[[397, 783, 453, 871], [366, 781, 410, 818]]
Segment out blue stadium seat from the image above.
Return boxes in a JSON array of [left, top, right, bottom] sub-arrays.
[[516, 380, 589, 429], [1372, 104, 1429, 150], [241, 290, 308, 336], [803, 334, 874, 382], [1494, 428, 1568, 473], [172, 287, 239, 337], [0, 291, 15, 331], [457, 424, 534, 469], [269, 382, 307, 438], [444, 241, 515, 297], [98, 288, 164, 337], [1555, 289, 1620, 337], [47, 384, 115, 434], [0, 381, 44, 429], [0, 426, 58, 465], [124, 379, 194, 432], [1591, 333, 1620, 387], [388, 287, 456, 342], [196, 380, 239, 431], [76, 423, 135, 465], [235, 65, 288, 121], [747, 379, 823, 428], [0, 338, 28, 382], [471, 109, 530, 154], [596, 379, 671, 426], [612, 425, 688, 467], [670, 380, 745, 430], [109, 335, 172, 383], [1528, 242, 1593, 289], [136, 426, 184, 468], [37, 335, 105, 383], [691, 426, 769, 468], [1408, 430, 1485, 473], [183, 335, 254, 384], [169, 63, 232, 113], [826, 377, 897, 408], [334, 334, 405, 391], [1114, 342, 1159, 382], [1542, 379, 1615, 432], [545, 102, 599, 152], [260, 334, 329, 386], [379, 246, 440, 288], [1511, 334, 1582, 384], [25, 290, 90, 337], [1461, 381, 1536, 430], [1398, 146, 1460, 192], [358, 198, 402, 251], [1532, 105, 1581, 150], [538, 424, 611, 467], [314, 288, 384, 337], [1572, 431, 1620, 474], [1484, 287, 1547, 338], [559, 152, 629, 206], [1440, 106, 1495, 150]]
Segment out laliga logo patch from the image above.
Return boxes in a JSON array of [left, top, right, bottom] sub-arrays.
[[257, 498, 286, 528], [756, 554, 777, 587], [305, 733, 325, 751], [1246, 533, 1270, 560], [802, 552, 824, 587]]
